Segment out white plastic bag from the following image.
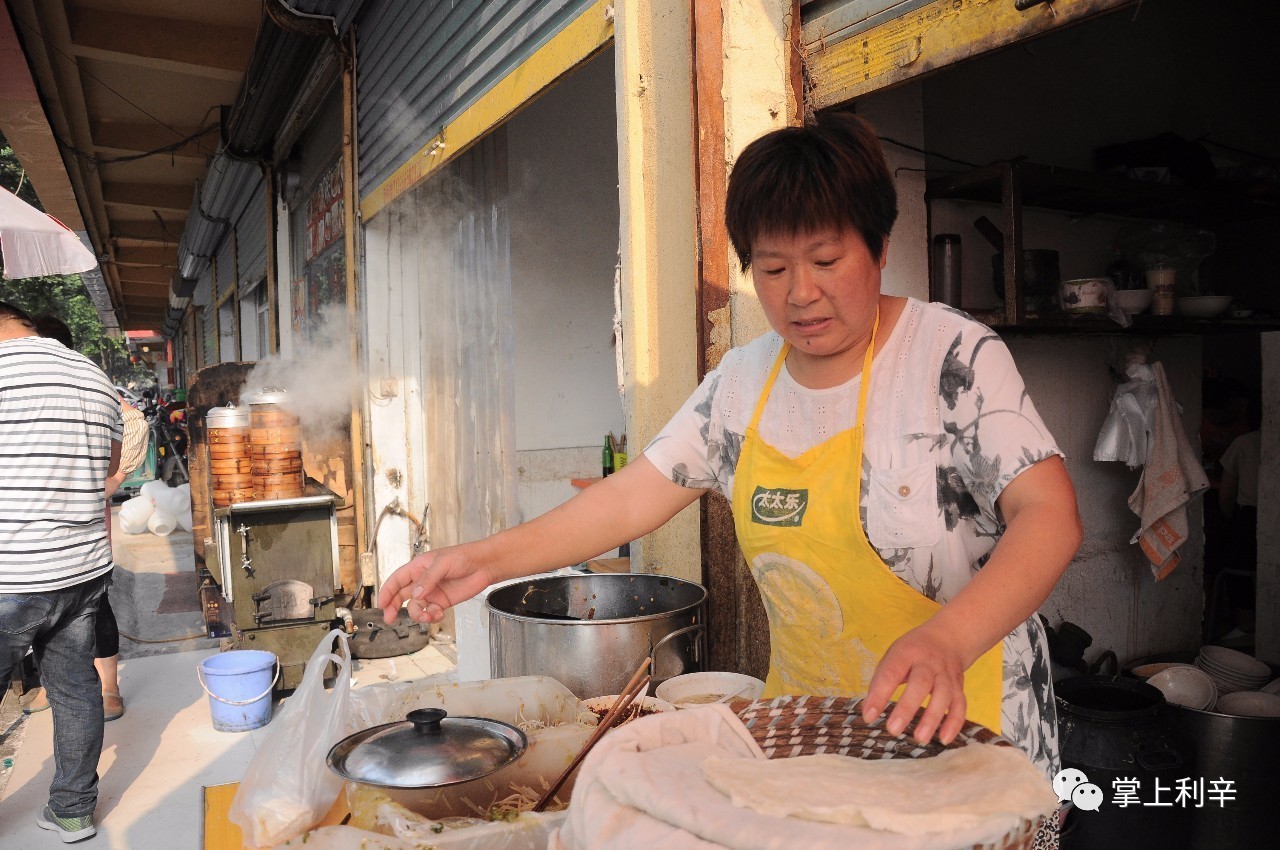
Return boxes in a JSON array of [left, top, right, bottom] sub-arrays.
[[228, 629, 357, 847]]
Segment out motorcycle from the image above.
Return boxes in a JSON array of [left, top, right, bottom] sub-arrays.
[[141, 389, 189, 486]]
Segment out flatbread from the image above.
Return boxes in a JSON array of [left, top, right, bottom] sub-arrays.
[[702, 745, 1057, 837]]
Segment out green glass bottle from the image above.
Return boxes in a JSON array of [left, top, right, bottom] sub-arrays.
[[602, 434, 614, 477]]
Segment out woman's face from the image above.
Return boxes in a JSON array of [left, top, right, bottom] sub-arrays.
[[751, 226, 888, 384]]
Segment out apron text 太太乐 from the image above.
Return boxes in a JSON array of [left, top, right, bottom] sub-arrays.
[[730, 320, 1003, 732]]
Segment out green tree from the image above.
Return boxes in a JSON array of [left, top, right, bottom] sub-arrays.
[[1, 134, 144, 385], [0, 140, 41, 208]]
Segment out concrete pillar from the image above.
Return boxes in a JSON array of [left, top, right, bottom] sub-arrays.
[[614, 0, 700, 580]]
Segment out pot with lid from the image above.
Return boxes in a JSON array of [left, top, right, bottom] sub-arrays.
[[327, 707, 527, 789]]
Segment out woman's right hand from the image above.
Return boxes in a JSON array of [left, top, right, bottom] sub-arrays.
[[378, 546, 495, 625]]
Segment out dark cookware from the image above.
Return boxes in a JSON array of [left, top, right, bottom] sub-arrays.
[[972, 216, 1060, 312], [1056, 675, 1186, 849]]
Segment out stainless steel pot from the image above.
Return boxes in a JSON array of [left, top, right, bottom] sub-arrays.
[[487, 573, 706, 698]]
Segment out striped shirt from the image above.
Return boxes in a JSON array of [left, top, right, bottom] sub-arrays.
[[119, 401, 149, 475], [0, 336, 123, 592]]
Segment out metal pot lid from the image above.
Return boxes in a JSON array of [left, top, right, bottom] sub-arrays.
[[326, 708, 527, 789], [206, 404, 249, 428], [247, 387, 290, 406]]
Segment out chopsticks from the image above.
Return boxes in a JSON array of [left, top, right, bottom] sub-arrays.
[[532, 657, 652, 813]]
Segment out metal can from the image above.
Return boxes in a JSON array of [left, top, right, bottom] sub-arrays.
[[932, 234, 962, 307]]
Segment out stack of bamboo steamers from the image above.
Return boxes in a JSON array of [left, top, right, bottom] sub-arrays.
[[205, 389, 305, 507], [207, 405, 252, 507], [247, 388, 305, 501]]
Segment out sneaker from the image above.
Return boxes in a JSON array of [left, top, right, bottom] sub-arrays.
[[103, 691, 124, 722], [36, 804, 96, 843], [20, 686, 49, 714]]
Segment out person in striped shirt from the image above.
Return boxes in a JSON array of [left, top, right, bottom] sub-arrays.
[[0, 301, 122, 843], [19, 315, 148, 724]]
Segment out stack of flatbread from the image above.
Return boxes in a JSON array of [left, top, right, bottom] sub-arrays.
[[551, 704, 1058, 850], [703, 744, 1057, 837]]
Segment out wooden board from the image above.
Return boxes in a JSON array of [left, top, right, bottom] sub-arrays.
[[202, 783, 349, 850], [806, 0, 1133, 106]]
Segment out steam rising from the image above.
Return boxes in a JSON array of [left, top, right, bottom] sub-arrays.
[[239, 303, 364, 444]]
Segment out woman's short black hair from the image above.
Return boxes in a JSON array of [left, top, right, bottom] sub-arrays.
[[725, 111, 898, 270]]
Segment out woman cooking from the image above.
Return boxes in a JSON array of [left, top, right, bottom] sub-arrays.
[[379, 113, 1082, 786]]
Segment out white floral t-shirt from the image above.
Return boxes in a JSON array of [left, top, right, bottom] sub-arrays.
[[645, 298, 1063, 777]]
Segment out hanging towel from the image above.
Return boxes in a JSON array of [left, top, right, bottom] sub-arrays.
[[1127, 361, 1208, 580]]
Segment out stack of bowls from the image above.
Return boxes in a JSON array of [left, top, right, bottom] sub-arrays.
[[1146, 666, 1216, 710], [1194, 646, 1272, 696]]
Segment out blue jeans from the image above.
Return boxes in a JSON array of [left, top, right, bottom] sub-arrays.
[[0, 572, 109, 818]]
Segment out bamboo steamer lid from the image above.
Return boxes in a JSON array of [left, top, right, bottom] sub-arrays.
[[206, 404, 250, 430], [248, 388, 299, 425]]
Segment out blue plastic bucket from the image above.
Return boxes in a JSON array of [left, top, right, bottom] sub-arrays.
[[197, 650, 279, 732]]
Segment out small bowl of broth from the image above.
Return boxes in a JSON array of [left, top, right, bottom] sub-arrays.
[[655, 671, 765, 709]]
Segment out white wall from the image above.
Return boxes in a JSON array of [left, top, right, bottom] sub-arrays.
[[1015, 335, 1205, 665], [857, 83, 928, 302], [506, 50, 622, 523]]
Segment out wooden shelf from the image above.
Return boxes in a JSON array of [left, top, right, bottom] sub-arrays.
[[927, 161, 1279, 227], [927, 160, 1279, 329], [966, 309, 1280, 335]]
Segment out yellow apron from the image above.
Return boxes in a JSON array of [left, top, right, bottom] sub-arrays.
[[730, 325, 1003, 733]]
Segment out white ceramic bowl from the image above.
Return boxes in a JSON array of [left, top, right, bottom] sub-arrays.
[[1215, 691, 1280, 718], [1176, 295, 1233, 318], [1147, 666, 1217, 710], [1198, 646, 1272, 679], [654, 671, 766, 708], [1112, 288, 1154, 315], [1131, 661, 1193, 680]]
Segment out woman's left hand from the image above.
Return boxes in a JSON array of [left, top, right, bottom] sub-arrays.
[[860, 623, 969, 745]]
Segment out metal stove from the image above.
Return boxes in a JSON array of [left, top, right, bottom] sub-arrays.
[[207, 494, 340, 689]]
